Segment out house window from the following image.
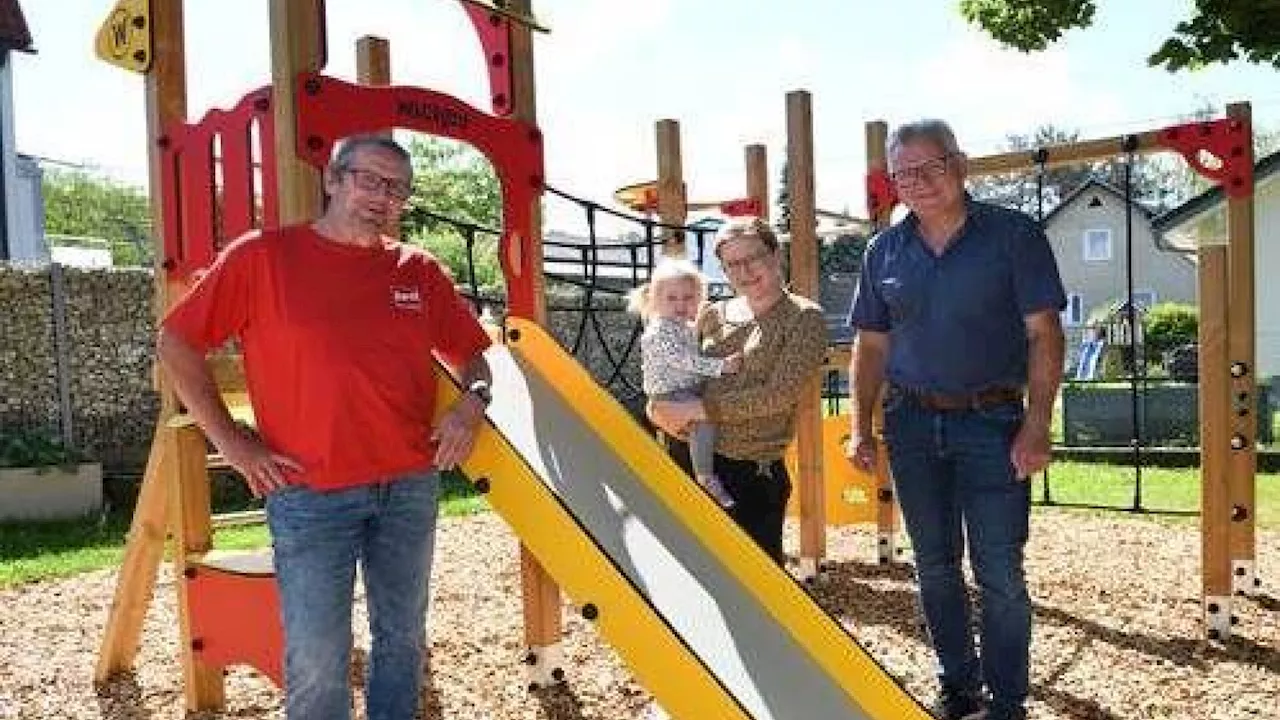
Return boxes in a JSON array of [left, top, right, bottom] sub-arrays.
[[1083, 229, 1112, 262], [1132, 290, 1156, 310], [1062, 293, 1084, 326]]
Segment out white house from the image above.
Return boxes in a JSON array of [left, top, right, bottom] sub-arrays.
[[0, 0, 37, 264], [1152, 150, 1280, 380]]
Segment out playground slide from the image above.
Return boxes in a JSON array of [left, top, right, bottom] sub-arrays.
[[442, 319, 929, 720]]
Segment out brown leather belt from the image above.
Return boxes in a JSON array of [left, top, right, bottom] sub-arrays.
[[897, 385, 1024, 412]]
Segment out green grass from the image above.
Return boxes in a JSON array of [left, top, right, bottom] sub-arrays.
[[3, 461, 1276, 588], [1033, 461, 1280, 527], [0, 473, 488, 588]]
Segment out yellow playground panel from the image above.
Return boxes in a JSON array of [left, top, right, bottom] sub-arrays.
[[784, 414, 877, 526]]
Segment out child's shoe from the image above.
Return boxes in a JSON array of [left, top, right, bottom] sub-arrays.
[[698, 474, 735, 508]]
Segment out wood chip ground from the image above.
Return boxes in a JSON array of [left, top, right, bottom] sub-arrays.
[[1, 511, 1276, 719]]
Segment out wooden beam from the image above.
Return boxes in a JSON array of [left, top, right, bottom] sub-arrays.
[[1198, 243, 1231, 631], [1224, 102, 1257, 596], [864, 120, 899, 562], [95, 424, 172, 682], [96, 0, 186, 684], [786, 91, 824, 570], [967, 130, 1163, 178], [656, 119, 685, 256], [355, 35, 399, 239], [745, 144, 768, 221], [865, 121, 891, 226], [269, 0, 326, 224], [355, 35, 391, 97], [170, 426, 224, 708], [507, 0, 560, 654]]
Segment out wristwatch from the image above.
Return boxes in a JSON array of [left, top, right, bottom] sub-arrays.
[[466, 380, 492, 408]]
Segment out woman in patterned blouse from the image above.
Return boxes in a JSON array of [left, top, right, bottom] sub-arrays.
[[648, 217, 827, 563]]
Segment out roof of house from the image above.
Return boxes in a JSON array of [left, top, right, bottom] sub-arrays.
[[1150, 149, 1280, 233], [1040, 177, 1155, 227], [0, 0, 32, 54]]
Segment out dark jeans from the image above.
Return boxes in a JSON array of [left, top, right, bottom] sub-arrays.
[[668, 440, 792, 564], [882, 391, 1032, 718]]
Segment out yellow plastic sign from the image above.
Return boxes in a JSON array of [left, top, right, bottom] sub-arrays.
[[785, 414, 878, 526], [95, 0, 152, 74]]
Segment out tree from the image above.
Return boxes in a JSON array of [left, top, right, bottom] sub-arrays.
[[774, 158, 792, 234], [400, 137, 503, 290], [960, 0, 1280, 71], [42, 168, 153, 266]]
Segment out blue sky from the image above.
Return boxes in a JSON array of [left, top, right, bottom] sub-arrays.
[[12, 0, 1280, 233]]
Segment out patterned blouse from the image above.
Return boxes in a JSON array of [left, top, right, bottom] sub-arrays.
[[640, 317, 728, 396], [698, 292, 827, 462]]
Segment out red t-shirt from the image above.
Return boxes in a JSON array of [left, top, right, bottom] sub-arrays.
[[162, 224, 492, 491]]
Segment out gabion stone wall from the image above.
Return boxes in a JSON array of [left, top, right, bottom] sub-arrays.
[[2, 269, 644, 474], [0, 266, 158, 472]]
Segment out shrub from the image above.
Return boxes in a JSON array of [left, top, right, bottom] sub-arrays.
[[0, 429, 86, 469], [408, 227, 504, 293], [1143, 302, 1197, 366]]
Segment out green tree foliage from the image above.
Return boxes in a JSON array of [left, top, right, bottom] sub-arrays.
[[1143, 302, 1198, 365], [774, 158, 792, 234], [400, 137, 503, 290], [967, 116, 1280, 217], [967, 125, 1192, 216], [41, 169, 153, 267], [960, 0, 1280, 71]]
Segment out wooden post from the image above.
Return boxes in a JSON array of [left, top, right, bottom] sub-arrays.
[[864, 119, 902, 564], [95, 0, 187, 684], [1224, 102, 1258, 601], [786, 91, 825, 578], [355, 35, 399, 238], [656, 119, 685, 257], [506, 0, 563, 681], [170, 425, 222, 708], [1199, 242, 1232, 638], [269, 0, 326, 224], [356, 35, 391, 100], [745, 144, 768, 221]]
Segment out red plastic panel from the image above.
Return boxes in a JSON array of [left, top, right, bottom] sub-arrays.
[[865, 168, 898, 220], [719, 198, 762, 217], [294, 74, 546, 317], [185, 565, 284, 687], [1155, 118, 1253, 199], [460, 1, 514, 117], [159, 87, 278, 282]]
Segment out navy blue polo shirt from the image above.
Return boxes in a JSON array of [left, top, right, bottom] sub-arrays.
[[847, 197, 1066, 394]]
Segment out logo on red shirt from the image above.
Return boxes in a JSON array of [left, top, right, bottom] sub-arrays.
[[391, 286, 422, 311]]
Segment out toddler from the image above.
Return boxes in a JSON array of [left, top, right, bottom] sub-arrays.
[[629, 260, 740, 507]]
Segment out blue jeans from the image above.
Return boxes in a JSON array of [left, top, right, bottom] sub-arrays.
[[883, 392, 1031, 718], [266, 472, 440, 720]]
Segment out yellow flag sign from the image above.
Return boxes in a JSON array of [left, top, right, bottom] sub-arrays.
[[94, 0, 152, 74]]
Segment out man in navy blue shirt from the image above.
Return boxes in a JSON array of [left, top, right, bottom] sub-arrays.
[[847, 120, 1065, 720]]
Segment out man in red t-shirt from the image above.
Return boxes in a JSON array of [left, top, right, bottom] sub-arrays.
[[159, 134, 493, 719]]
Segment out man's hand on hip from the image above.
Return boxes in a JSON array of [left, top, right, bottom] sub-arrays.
[[433, 393, 486, 470], [219, 429, 304, 497]]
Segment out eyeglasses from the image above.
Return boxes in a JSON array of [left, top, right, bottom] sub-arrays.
[[343, 167, 413, 202], [721, 247, 773, 275], [889, 153, 954, 186]]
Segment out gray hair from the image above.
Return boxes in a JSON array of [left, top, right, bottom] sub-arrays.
[[329, 134, 413, 178], [887, 119, 961, 159]]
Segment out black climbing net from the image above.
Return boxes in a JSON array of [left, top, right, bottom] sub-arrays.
[[414, 185, 719, 414]]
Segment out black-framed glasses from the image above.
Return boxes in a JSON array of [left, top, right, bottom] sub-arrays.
[[889, 153, 953, 186], [343, 167, 413, 202]]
